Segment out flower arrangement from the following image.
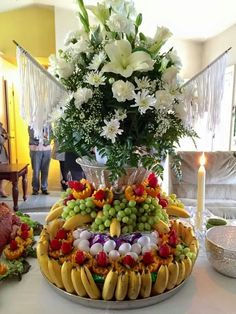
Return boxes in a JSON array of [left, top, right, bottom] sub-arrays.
[[50, 0, 196, 181]]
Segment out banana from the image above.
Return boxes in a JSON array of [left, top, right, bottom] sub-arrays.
[[152, 265, 169, 295], [50, 201, 63, 212], [48, 258, 64, 289], [110, 218, 121, 237], [115, 272, 129, 301], [176, 260, 186, 286], [128, 271, 141, 300], [153, 219, 170, 234], [37, 239, 49, 257], [184, 227, 195, 245], [45, 206, 64, 223], [166, 205, 190, 218], [178, 221, 186, 240], [81, 266, 101, 299], [171, 219, 180, 236], [71, 267, 87, 297], [167, 261, 179, 290], [102, 269, 118, 300], [61, 261, 74, 293], [37, 254, 53, 283], [63, 214, 92, 231], [189, 239, 198, 255], [46, 218, 64, 240], [183, 256, 192, 279], [140, 270, 152, 298], [39, 228, 49, 242]]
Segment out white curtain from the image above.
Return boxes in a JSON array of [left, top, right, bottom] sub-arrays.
[[16, 47, 67, 139], [182, 52, 228, 151]]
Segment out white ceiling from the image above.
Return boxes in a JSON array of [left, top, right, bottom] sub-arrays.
[[1, 0, 236, 41]]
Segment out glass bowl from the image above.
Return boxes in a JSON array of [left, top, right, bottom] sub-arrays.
[[205, 226, 236, 278]]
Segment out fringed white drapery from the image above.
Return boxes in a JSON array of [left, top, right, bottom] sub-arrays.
[[183, 50, 229, 134], [16, 45, 67, 139]]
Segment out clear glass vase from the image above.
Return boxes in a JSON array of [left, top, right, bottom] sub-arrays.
[[76, 156, 150, 191]]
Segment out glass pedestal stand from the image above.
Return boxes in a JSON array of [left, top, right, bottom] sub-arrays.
[[187, 207, 212, 249]]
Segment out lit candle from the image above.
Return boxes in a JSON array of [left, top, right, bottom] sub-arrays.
[[196, 152, 206, 229]]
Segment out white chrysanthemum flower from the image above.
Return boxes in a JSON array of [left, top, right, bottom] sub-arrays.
[[134, 76, 152, 90], [100, 118, 123, 143], [107, 13, 135, 35], [57, 58, 74, 78], [74, 87, 93, 109], [88, 51, 107, 70], [48, 105, 65, 122], [131, 90, 156, 114], [162, 66, 178, 87], [112, 80, 135, 102], [155, 90, 174, 110], [84, 71, 106, 87], [114, 108, 127, 121]]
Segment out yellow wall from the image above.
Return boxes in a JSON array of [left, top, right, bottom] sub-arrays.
[[0, 5, 55, 62]]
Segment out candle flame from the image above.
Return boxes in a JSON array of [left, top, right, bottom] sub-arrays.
[[200, 152, 206, 166]]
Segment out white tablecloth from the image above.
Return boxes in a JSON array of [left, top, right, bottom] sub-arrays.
[[1, 248, 236, 314]]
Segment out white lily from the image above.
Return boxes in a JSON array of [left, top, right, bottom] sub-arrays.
[[102, 39, 154, 78]]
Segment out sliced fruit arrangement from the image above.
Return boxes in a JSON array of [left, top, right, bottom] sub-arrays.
[[38, 174, 198, 300]]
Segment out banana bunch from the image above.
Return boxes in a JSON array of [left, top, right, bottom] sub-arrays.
[[166, 205, 190, 218]]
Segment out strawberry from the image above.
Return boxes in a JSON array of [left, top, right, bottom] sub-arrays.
[[96, 251, 108, 267], [159, 244, 171, 258], [68, 181, 85, 191], [142, 252, 154, 265], [169, 234, 178, 247], [50, 239, 61, 251], [148, 173, 158, 188], [21, 223, 29, 231], [75, 250, 86, 265], [134, 184, 145, 196], [10, 239, 18, 251], [56, 229, 67, 240], [123, 254, 135, 268], [159, 198, 168, 208], [94, 190, 106, 200], [61, 242, 73, 255], [21, 229, 29, 240]]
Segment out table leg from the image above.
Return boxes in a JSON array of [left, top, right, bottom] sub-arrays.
[[12, 180, 19, 211], [22, 172, 27, 201]]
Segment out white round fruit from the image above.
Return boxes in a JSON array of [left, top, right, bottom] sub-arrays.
[[72, 230, 81, 239], [103, 240, 116, 253], [137, 236, 150, 247], [109, 250, 120, 260], [90, 243, 103, 256], [80, 230, 92, 240], [78, 239, 90, 252], [131, 243, 142, 255], [118, 243, 131, 255], [126, 252, 138, 261], [73, 238, 81, 248], [142, 245, 152, 254]]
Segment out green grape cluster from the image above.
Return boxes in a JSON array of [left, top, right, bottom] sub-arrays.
[[165, 193, 184, 208], [61, 197, 96, 220], [136, 196, 169, 232], [174, 244, 196, 262], [90, 199, 137, 233]]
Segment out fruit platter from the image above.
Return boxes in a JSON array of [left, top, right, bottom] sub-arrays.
[[37, 174, 199, 309], [0, 203, 42, 282]]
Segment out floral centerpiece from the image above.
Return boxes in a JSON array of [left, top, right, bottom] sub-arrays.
[[50, 0, 196, 182]]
